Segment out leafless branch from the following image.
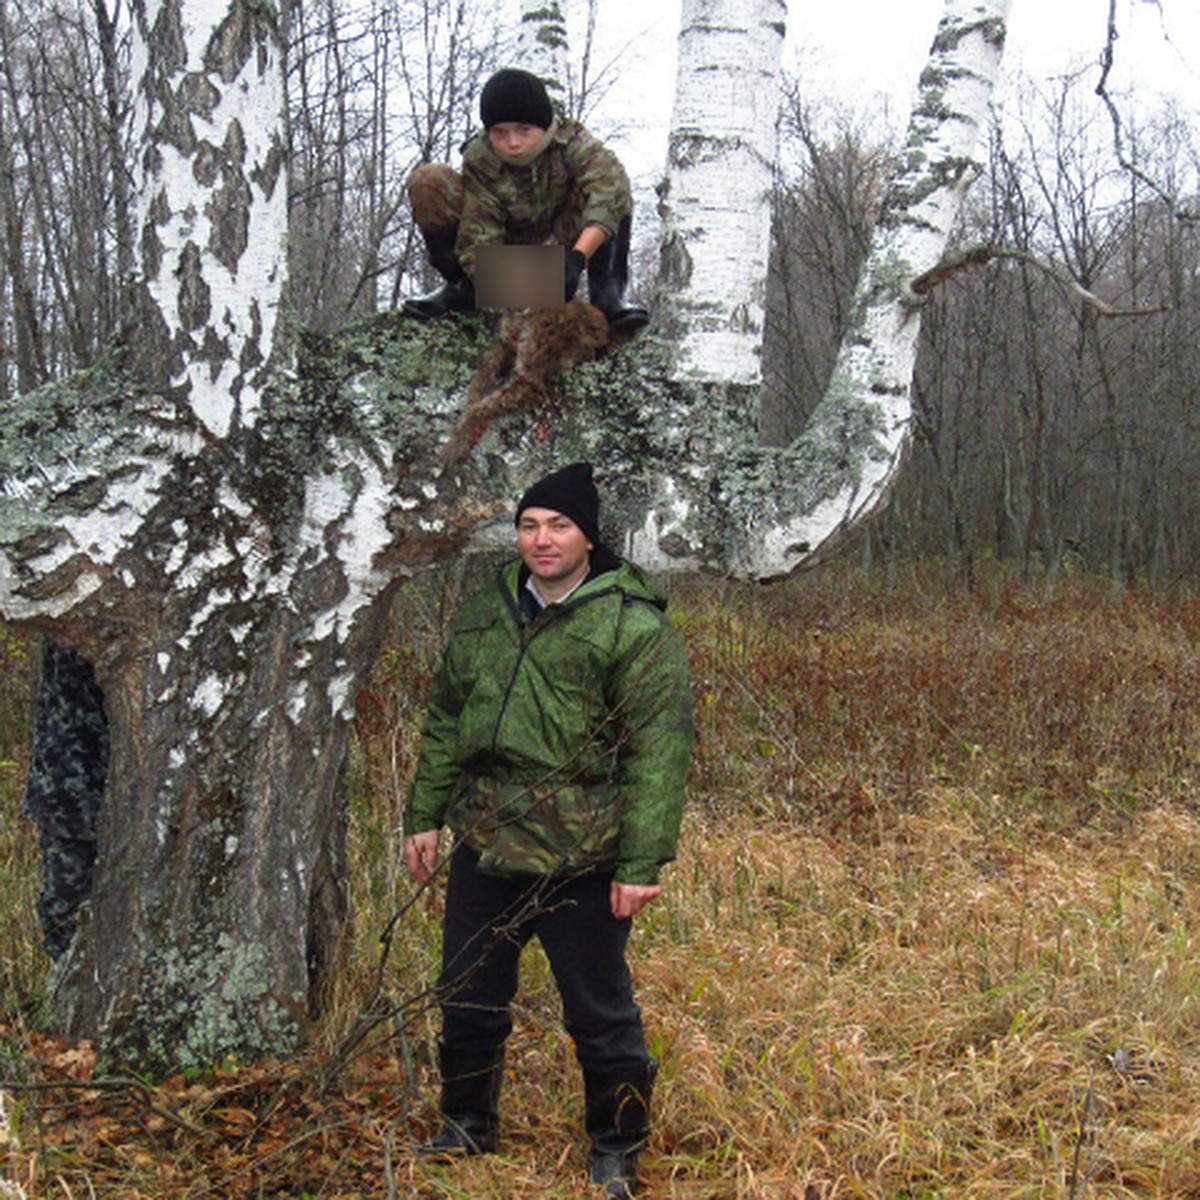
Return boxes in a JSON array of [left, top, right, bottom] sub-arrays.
[[1094, 0, 1197, 223], [909, 244, 1172, 317], [0, 1076, 216, 1138]]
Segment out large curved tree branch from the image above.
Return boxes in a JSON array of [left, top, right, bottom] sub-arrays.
[[629, 0, 1014, 578]]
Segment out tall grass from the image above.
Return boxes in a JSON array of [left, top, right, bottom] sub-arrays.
[[0, 629, 40, 1032], [2, 564, 1199, 1197]]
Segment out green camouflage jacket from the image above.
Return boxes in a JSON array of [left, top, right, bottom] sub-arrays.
[[404, 558, 694, 884], [455, 117, 634, 276]]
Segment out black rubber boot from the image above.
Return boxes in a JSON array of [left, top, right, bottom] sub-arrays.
[[403, 230, 475, 319], [587, 216, 649, 334], [584, 1060, 656, 1197], [422, 1042, 503, 1158]]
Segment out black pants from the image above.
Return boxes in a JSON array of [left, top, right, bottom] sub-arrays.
[[439, 843, 649, 1075]]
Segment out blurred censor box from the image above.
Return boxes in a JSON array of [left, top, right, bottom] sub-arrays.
[[475, 244, 565, 311]]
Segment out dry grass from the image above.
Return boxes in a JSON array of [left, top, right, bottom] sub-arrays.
[[2, 564, 1199, 1197], [0, 629, 40, 1030]]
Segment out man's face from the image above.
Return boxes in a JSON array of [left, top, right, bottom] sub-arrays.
[[488, 121, 546, 160], [517, 507, 593, 596]]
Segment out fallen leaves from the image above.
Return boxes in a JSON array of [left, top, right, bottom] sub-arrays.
[[2, 1023, 420, 1198]]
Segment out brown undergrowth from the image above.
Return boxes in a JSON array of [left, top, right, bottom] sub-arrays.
[[1, 564, 1198, 1197]]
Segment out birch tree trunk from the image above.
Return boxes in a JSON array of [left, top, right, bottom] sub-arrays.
[[20, 0, 297, 1068], [515, 1, 569, 109], [1, 0, 472, 1071], [127, 0, 286, 433], [658, 0, 787, 385]]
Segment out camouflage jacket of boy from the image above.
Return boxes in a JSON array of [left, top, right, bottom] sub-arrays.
[[455, 117, 634, 277]]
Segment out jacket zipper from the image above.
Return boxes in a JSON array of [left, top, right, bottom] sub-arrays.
[[487, 572, 621, 756]]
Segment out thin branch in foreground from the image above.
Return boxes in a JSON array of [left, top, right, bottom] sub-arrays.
[[0, 1076, 215, 1139]]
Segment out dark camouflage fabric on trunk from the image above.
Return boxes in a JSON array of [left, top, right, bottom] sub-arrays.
[[21, 639, 108, 958]]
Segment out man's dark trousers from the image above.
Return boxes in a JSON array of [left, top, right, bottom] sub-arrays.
[[439, 842, 650, 1073]]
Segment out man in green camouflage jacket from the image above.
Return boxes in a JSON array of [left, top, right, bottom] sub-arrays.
[[403, 463, 693, 1198], [403, 68, 649, 331]]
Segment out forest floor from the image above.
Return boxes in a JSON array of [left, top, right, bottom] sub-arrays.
[[1, 563, 1198, 1198]]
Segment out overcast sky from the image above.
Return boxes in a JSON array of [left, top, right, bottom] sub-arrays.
[[557, 0, 1200, 185]]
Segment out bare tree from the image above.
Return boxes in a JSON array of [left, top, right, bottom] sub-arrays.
[[761, 90, 889, 445], [890, 70, 1200, 582], [0, 0, 132, 388], [286, 0, 494, 327]]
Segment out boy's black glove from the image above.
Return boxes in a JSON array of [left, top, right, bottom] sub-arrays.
[[564, 249, 586, 301]]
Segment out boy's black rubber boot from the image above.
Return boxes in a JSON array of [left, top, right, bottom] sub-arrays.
[[587, 215, 649, 333], [403, 230, 475, 319]]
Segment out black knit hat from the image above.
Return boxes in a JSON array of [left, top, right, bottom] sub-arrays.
[[515, 462, 600, 545], [480, 68, 554, 130]]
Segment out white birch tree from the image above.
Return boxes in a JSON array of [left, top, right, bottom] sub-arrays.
[[515, 0, 569, 106], [636, 0, 1012, 577], [0, 0, 1013, 1071], [128, 0, 287, 436], [658, 0, 787, 386]]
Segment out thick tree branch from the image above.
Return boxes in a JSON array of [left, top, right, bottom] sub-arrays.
[[910, 244, 1172, 317], [627, 0, 1015, 579]]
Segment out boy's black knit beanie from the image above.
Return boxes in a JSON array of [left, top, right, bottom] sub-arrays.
[[515, 462, 601, 545], [480, 68, 554, 130]]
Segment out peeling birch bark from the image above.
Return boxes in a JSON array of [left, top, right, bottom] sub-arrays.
[[129, 0, 287, 437], [657, 0, 787, 386]]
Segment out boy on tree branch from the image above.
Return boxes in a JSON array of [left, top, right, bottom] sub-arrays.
[[403, 68, 649, 333]]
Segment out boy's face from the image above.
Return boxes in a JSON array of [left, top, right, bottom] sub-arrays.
[[488, 121, 546, 160]]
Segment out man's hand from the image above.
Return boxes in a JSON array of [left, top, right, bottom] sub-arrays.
[[610, 881, 661, 920], [404, 830, 441, 884]]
